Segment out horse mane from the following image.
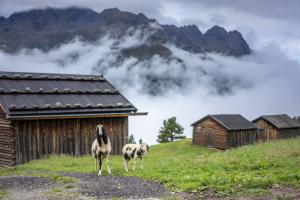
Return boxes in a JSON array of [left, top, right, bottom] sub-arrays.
[[96, 126, 102, 146], [96, 126, 108, 146], [101, 126, 108, 145]]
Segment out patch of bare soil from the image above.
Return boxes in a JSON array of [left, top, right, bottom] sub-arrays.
[[177, 186, 300, 200], [0, 176, 57, 200], [242, 186, 300, 200]]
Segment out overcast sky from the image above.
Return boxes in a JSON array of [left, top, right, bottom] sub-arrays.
[[0, 0, 300, 60]]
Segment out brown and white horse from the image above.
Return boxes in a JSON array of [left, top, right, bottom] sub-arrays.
[[91, 124, 111, 176]]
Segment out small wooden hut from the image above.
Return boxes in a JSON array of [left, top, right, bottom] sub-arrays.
[[253, 114, 300, 142], [192, 114, 258, 149], [0, 71, 145, 167]]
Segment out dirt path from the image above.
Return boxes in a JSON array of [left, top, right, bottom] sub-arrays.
[[0, 173, 168, 200]]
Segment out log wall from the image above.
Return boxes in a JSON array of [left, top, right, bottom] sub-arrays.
[[12, 117, 128, 165], [0, 109, 15, 167], [193, 117, 228, 149]]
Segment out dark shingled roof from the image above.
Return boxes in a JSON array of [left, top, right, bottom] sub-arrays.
[[192, 114, 257, 130], [253, 114, 300, 129], [0, 71, 137, 119]]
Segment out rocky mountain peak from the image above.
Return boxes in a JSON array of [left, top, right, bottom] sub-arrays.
[[99, 7, 154, 25], [204, 25, 228, 38], [0, 7, 250, 56]]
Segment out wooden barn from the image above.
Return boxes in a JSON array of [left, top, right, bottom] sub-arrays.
[[253, 114, 300, 142], [192, 114, 258, 149], [0, 71, 144, 167]]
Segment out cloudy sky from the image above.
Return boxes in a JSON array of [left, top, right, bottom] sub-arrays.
[[0, 0, 299, 144], [1, 0, 300, 60]]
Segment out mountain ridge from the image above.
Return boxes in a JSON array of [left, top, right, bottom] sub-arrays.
[[0, 7, 251, 57]]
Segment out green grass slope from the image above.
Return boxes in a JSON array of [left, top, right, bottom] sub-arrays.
[[1, 138, 300, 196]]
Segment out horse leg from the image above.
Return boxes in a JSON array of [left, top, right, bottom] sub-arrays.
[[95, 156, 98, 172], [123, 157, 129, 172], [133, 158, 136, 171], [141, 157, 144, 170], [98, 153, 102, 176], [106, 154, 111, 174]]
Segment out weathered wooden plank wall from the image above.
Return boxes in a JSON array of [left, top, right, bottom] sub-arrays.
[[257, 128, 266, 143], [13, 117, 128, 165], [227, 129, 257, 148], [277, 128, 300, 139]]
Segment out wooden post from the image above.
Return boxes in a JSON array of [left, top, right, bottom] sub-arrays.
[[36, 120, 41, 158], [45, 120, 49, 156], [14, 121, 20, 165], [32, 121, 37, 160], [52, 120, 56, 154], [59, 120, 63, 154], [75, 119, 80, 156]]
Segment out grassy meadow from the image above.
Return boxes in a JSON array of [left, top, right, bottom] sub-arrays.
[[1, 138, 300, 196]]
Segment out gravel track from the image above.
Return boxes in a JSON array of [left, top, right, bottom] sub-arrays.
[[66, 173, 167, 199], [0, 173, 168, 200]]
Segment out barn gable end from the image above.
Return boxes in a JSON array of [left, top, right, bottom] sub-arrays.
[[0, 71, 144, 167], [192, 117, 228, 149]]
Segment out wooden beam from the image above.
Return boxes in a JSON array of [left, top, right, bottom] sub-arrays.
[[74, 119, 80, 156]]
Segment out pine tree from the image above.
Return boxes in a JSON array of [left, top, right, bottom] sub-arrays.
[[139, 138, 143, 144], [127, 134, 136, 144], [157, 117, 185, 143]]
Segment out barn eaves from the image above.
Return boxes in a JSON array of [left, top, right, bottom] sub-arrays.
[[0, 71, 144, 119]]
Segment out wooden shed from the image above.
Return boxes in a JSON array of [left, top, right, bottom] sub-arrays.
[[0, 71, 145, 167], [253, 114, 300, 142], [192, 114, 258, 149]]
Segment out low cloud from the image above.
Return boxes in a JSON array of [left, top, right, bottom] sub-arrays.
[[0, 27, 299, 144]]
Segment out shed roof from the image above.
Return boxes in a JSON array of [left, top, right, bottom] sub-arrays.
[[253, 114, 300, 129], [0, 71, 137, 119], [192, 114, 257, 131]]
